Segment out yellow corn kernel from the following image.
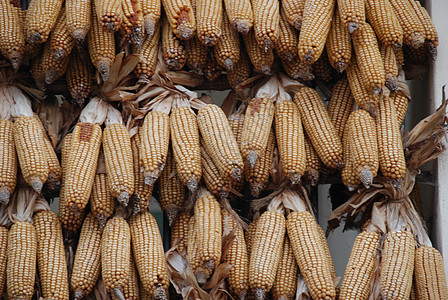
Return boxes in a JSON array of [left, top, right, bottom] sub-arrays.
[[338, 0, 365, 33], [0, 0, 25, 70], [161, 0, 196, 40], [186, 35, 208, 73], [171, 213, 191, 253], [94, 0, 122, 31], [0, 119, 17, 203], [251, 0, 279, 51], [162, 15, 187, 70], [227, 50, 251, 88], [66, 49, 93, 106], [243, 29, 274, 74], [414, 246, 448, 300], [26, 0, 64, 43], [392, 90, 409, 126], [326, 7, 351, 73], [388, 0, 425, 49], [214, 12, 240, 70], [50, 8, 75, 60], [277, 7, 298, 62], [281, 55, 314, 81], [135, 23, 160, 80], [327, 79, 354, 140], [223, 0, 253, 34], [196, 0, 223, 46], [282, 0, 305, 30], [141, 0, 160, 37], [201, 143, 233, 199], [381, 44, 399, 93], [272, 236, 298, 300], [365, 0, 403, 48], [304, 133, 321, 186], [66, 0, 91, 43], [42, 40, 70, 85], [410, 1, 438, 58], [90, 171, 115, 228]]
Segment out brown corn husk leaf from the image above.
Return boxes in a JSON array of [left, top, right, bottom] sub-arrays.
[[201, 263, 232, 290], [0, 64, 45, 101], [36, 97, 64, 148]]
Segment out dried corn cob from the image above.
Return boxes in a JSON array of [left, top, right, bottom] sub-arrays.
[[312, 51, 336, 83], [204, 51, 223, 81], [196, 0, 223, 46], [135, 23, 160, 80], [95, 0, 123, 31], [26, 0, 64, 43], [42, 136, 61, 189], [201, 143, 233, 198], [0, 0, 25, 69], [121, 0, 143, 47], [277, 7, 299, 62], [377, 95, 406, 181], [392, 90, 409, 126], [223, 0, 253, 33], [226, 50, 251, 88], [381, 44, 399, 93], [140, 110, 170, 186], [33, 210, 69, 300], [317, 224, 338, 291], [249, 210, 286, 299], [131, 129, 153, 213], [338, 0, 365, 33], [66, 50, 93, 106], [245, 218, 258, 256], [282, 0, 305, 30], [414, 246, 448, 299], [352, 23, 385, 94], [303, 134, 321, 186], [171, 106, 201, 191], [341, 123, 360, 191], [186, 36, 208, 73], [141, 0, 160, 37], [159, 149, 185, 225], [298, 0, 335, 64], [340, 231, 380, 300], [228, 109, 245, 148], [42, 41, 70, 85], [395, 46, 404, 69], [171, 212, 191, 253], [66, 0, 91, 43], [275, 100, 305, 184], [129, 211, 169, 299], [162, 16, 187, 70], [293, 87, 343, 169], [88, 2, 116, 81], [326, 7, 351, 72], [388, 0, 425, 49], [31, 49, 46, 90], [281, 55, 314, 81], [410, 0, 438, 58], [0, 226, 7, 297], [272, 236, 298, 300], [0, 118, 17, 203], [162, 0, 196, 40], [365, 0, 403, 48], [187, 216, 210, 283], [197, 104, 244, 181], [251, 0, 279, 51], [214, 12, 240, 70], [380, 230, 415, 299], [119, 255, 139, 300], [243, 30, 274, 74], [327, 79, 354, 140], [346, 58, 378, 115], [50, 8, 75, 60]]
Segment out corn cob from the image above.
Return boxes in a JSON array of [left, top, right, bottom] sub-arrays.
[[196, 0, 223, 46], [272, 236, 298, 300], [186, 36, 208, 73], [131, 129, 153, 213], [161, 0, 196, 40], [26, 0, 64, 43], [338, 0, 365, 33], [303, 134, 321, 186], [121, 0, 143, 47], [249, 210, 286, 299], [159, 149, 185, 225], [140, 110, 170, 186], [102, 217, 131, 296], [381, 44, 399, 93], [414, 246, 448, 299], [118, 255, 139, 300], [251, 0, 279, 51], [201, 143, 233, 198], [287, 211, 337, 300], [243, 30, 274, 74], [388, 0, 425, 49], [204, 51, 223, 81], [293, 87, 343, 169], [42, 41, 70, 85], [352, 23, 385, 94], [223, 0, 253, 33], [245, 218, 258, 256], [365, 0, 403, 48], [187, 216, 210, 283], [227, 50, 251, 88], [409, 0, 438, 58], [317, 224, 338, 292], [326, 7, 351, 73], [66, 50, 93, 106], [140, 0, 160, 37], [33, 210, 69, 300], [222, 209, 249, 300], [275, 100, 305, 184], [228, 110, 245, 148], [66, 0, 91, 43], [277, 7, 299, 62], [197, 104, 244, 181], [90, 169, 115, 227], [94, 0, 122, 31], [103, 121, 134, 205], [377, 95, 406, 181], [71, 213, 103, 300], [394, 46, 404, 69], [214, 12, 240, 70], [312, 51, 336, 83], [31, 49, 46, 90], [341, 123, 360, 191], [129, 211, 169, 299], [282, 0, 305, 30], [65, 122, 102, 210], [298, 0, 335, 64], [88, 2, 116, 81], [346, 58, 378, 115], [339, 231, 380, 300], [171, 212, 191, 253], [347, 110, 379, 188], [411, 281, 417, 300], [194, 191, 222, 273], [50, 8, 75, 60], [7, 221, 37, 300], [0, 0, 25, 70], [246, 129, 275, 197], [135, 23, 160, 80], [0, 226, 7, 297], [392, 91, 409, 126], [40, 130, 61, 189], [14, 114, 49, 192], [327, 79, 354, 140], [281, 55, 314, 81], [0, 119, 17, 203], [380, 230, 415, 299], [170, 106, 201, 191], [162, 16, 187, 70]]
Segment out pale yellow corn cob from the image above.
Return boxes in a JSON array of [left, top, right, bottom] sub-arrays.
[[196, 0, 223, 46], [298, 0, 335, 64], [0, 0, 25, 70], [186, 35, 208, 73], [31, 50, 46, 89], [162, 16, 187, 70], [304, 134, 321, 186], [281, 55, 314, 81], [42, 40, 70, 85], [66, 50, 93, 106], [187, 216, 211, 283], [90, 172, 115, 227], [346, 58, 378, 115], [245, 218, 258, 256], [282, 0, 305, 30], [327, 79, 354, 140], [380, 44, 399, 93], [338, 0, 365, 33], [171, 213, 191, 253], [131, 129, 153, 213], [201, 143, 233, 198], [26, 0, 64, 42], [71, 213, 103, 300], [7, 221, 37, 300], [118, 255, 139, 300], [129, 211, 169, 299], [223, 0, 253, 33], [251, 0, 279, 51], [312, 51, 335, 83], [380, 230, 415, 299], [204, 51, 223, 81], [272, 236, 298, 300], [50, 8, 75, 60], [394, 46, 404, 69], [0, 119, 17, 203], [277, 7, 299, 62], [214, 12, 240, 70], [226, 50, 251, 88], [341, 123, 360, 191], [94, 0, 123, 31], [365, 0, 403, 47], [170, 106, 201, 191], [317, 224, 338, 293], [33, 211, 69, 300], [275, 100, 306, 184], [135, 23, 160, 80], [410, 1, 438, 58], [293, 87, 343, 169], [141, 0, 161, 37], [414, 246, 448, 300], [249, 211, 286, 300], [161, 0, 196, 40], [140, 110, 170, 186], [42, 133, 61, 189], [66, 0, 91, 43], [121, 0, 143, 47], [391, 91, 409, 126], [0, 226, 7, 297], [243, 30, 274, 74], [326, 7, 351, 72]]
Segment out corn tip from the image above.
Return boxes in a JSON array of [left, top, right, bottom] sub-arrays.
[[45, 69, 58, 85], [249, 182, 263, 198], [9, 51, 22, 70], [223, 58, 234, 71], [97, 60, 111, 81], [73, 289, 84, 300], [304, 49, 314, 63], [426, 41, 438, 60], [236, 21, 250, 35], [247, 151, 258, 167], [166, 206, 179, 226], [54, 49, 66, 60], [118, 191, 130, 206], [289, 173, 301, 185], [305, 169, 320, 186], [386, 78, 398, 93], [29, 32, 43, 43], [348, 22, 360, 34], [177, 25, 194, 40], [112, 288, 125, 300], [347, 183, 358, 192], [154, 286, 168, 300], [335, 59, 348, 73], [205, 259, 215, 270], [73, 30, 87, 44], [0, 187, 10, 204], [409, 33, 425, 49], [237, 290, 248, 300], [196, 270, 208, 284], [230, 166, 243, 180], [254, 288, 265, 300], [30, 178, 43, 193], [186, 177, 198, 192], [360, 168, 373, 188]]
